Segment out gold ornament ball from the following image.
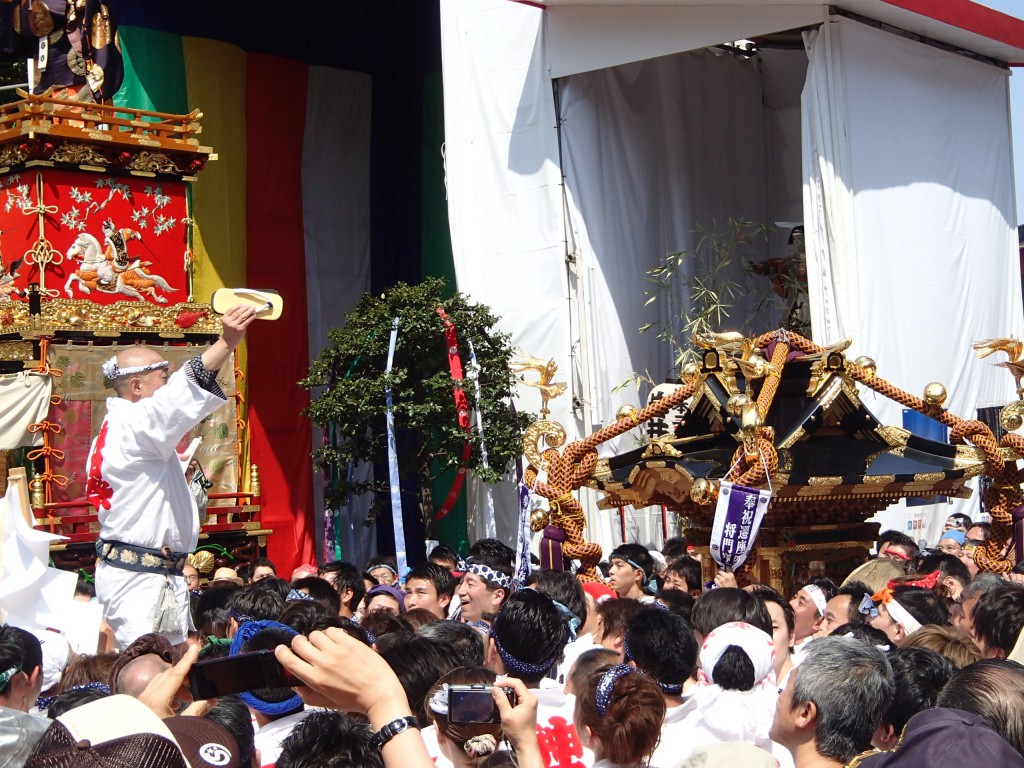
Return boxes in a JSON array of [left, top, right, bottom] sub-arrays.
[[530, 509, 549, 532], [923, 382, 947, 407], [616, 404, 639, 422], [690, 478, 715, 505], [854, 356, 876, 375], [681, 361, 701, 381], [726, 393, 751, 418]]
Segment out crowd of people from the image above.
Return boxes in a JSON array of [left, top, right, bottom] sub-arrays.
[[5, 519, 1024, 768]]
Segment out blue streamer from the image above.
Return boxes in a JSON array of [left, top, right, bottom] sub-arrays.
[[385, 318, 408, 579]]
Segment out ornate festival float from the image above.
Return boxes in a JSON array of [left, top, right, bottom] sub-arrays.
[[0, 90, 269, 582], [525, 329, 1024, 594]]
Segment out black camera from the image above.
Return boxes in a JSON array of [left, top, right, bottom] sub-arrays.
[[447, 684, 516, 724]]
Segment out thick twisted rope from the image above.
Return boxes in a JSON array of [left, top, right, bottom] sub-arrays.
[[529, 328, 1023, 578]]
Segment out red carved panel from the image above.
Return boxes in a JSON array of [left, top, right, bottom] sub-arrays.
[[0, 169, 188, 305]]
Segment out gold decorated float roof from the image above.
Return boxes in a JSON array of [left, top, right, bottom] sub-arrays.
[[0, 91, 213, 180], [584, 348, 996, 528]]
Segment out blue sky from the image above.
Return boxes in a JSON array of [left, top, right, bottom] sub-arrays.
[[976, 1, 1024, 224]]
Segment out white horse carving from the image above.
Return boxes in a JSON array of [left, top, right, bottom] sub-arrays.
[[64, 233, 175, 303]]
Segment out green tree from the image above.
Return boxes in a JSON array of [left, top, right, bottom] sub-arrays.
[[302, 277, 532, 535]]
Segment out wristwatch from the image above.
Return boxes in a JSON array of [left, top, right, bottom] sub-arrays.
[[371, 715, 420, 750]]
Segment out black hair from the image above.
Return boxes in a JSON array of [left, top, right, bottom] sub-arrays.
[[828, 622, 892, 648], [526, 570, 586, 631], [654, 589, 694, 622], [968, 522, 991, 538], [913, 553, 971, 591], [881, 647, 954, 735], [749, 585, 796, 636], [278, 599, 334, 635], [596, 598, 646, 642], [690, 588, 772, 637], [468, 538, 515, 567], [665, 557, 703, 593], [808, 577, 839, 603], [9, 628, 42, 679], [320, 561, 366, 612], [277, 710, 382, 768], [416, 620, 485, 667], [491, 590, 571, 684], [406, 563, 457, 599], [568, 648, 620, 696], [255, 577, 292, 601], [74, 576, 95, 599], [376, 636, 459, 727], [248, 557, 277, 578], [834, 581, 873, 626], [877, 530, 919, 558], [624, 608, 697, 685], [46, 686, 108, 718], [661, 537, 689, 563], [608, 544, 654, 585], [226, 583, 286, 623], [290, 577, 342, 614], [713, 645, 756, 691], [197, 606, 232, 639], [972, 582, 1024, 657], [366, 555, 398, 576], [205, 695, 256, 768], [359, 611, 412, 641], [890, 585, 949, 626], [428, 543, 462, 569]]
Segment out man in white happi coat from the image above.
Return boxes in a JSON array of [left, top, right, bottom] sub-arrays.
[[86, 304, 258, 650]]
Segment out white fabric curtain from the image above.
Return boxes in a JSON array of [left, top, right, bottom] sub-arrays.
[[802, 16, 1024, 537], [302, 66, 376, 563], [441, 0, 571, 545], [557, 49, 805, 549], [0, 372, 52, 449]]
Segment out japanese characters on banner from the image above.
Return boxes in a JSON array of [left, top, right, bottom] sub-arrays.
[[0, 169, 189, 305], [709, 481, 771, 571]]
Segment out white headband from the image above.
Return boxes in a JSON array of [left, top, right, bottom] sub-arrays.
[[102, 356, 169, 381], [698, 621, 776, 688], [802, 584, 827, 616], [883, 598, 922, 636]]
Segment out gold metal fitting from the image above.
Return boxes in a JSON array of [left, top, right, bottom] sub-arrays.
[[923, 382, 947, 407], [726, 393, 752, 418]]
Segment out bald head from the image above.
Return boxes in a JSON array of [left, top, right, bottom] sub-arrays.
[[115, 653, 170, 697], [111, 347, 170, 400]]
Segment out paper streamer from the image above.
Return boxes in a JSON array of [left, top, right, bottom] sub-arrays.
[[468, 341, 496, 537], [384, 317, 407, 578]]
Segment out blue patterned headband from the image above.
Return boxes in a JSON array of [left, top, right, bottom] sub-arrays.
[[229, 620, 303, 715], [551, 599, 582, 641], [36, 681, 110, 711], [858, 593, 879, 619], [467, 562, 512, 590], [596, 664, 635, 715], [622, 636, 682, 696], [490, 614, 556, 678], [230, 608, 256, 624], [286, 588, 314, 602], [370, 564, 399, 578]]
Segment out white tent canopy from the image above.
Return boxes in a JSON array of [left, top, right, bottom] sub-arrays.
[[441, 0, 1024, 553]]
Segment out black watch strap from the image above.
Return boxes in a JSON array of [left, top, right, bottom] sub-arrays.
[[371, 715, 420, 750]]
